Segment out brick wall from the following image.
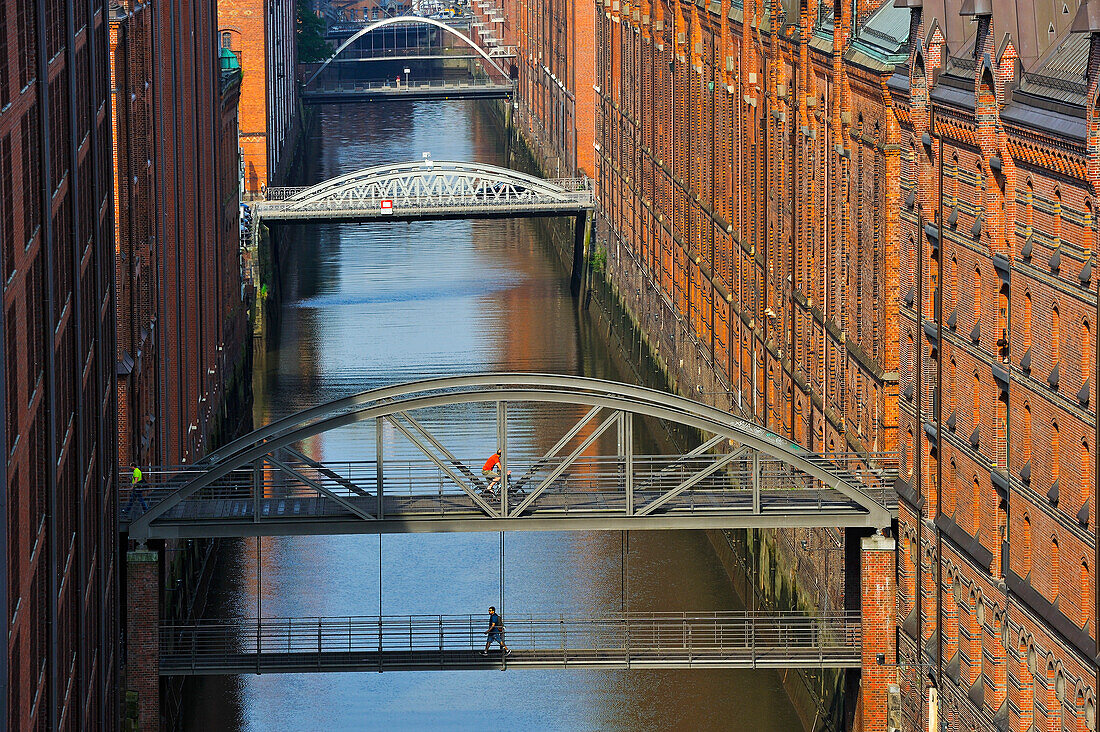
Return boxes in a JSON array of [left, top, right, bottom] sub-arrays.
[[125, 550, 160, 731], [219, 0, 298, 195]]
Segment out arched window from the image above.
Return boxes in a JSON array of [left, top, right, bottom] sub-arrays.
[[949, 357, 957, 413], [1081, 559, 1091, 627], [1022, 513, 1033, 577], [1018, 638, 1035, 729], [1054, 187, 1064, 242], [1024, 290, 1033, 352], [1084, 437, 1092, 503], [1052, 536, 1061, 599], [945, 458, 957, 516], [974, 267, 983, 339], [905, 429, 914, 479], [996, 397, 1008, 469], [1083, 319, 1091, 397], [973, 371, 981, 430], [221, 31, 233, 49], [1086, 200, 1096, 255], [1022, 401, 1033, 468], [950, 256, 958, 311], [1053, 304, 1061, 363], [973, 476, 982, 535], [1024, 178, 1035, 233], [1053, 420, 1062, 485]]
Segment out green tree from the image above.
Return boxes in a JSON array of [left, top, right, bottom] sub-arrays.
[[296, 0, 330, 63]]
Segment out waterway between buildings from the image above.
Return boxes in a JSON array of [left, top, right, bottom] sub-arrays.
[[180, 99, 804, 731]]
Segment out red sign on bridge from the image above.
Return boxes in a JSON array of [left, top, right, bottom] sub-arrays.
[[380, 199, 393, 214]]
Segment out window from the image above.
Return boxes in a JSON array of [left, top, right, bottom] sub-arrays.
[[974, 267, 983, 339], [1023, 290, 1032, 351], [1022, 514, 1032, 577], [973, 476, 982, 535], [1081, 559, 1091, 627], [221, 31, 232, 49], [1053, 304, 1061, 364], [1082, 439, 1091, 518], [1052, 536, 1061, 599], [1083, 319, 1091, 397], [950, 256, 958, 311], [1022, 402, 1032, 468], [973, 372, 981, 429], [1053, 420, 1061, 486], [1054, 187, 1063, 242], [996, 398, 1008, 469]]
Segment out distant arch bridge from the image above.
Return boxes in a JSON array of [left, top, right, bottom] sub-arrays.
[[125, 374, 896, 540]]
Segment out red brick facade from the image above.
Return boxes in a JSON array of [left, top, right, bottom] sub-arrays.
[[110, 0, 248, 469], [499, 0, 1100, 727], [1, 1, 119, 728], [474, 0, 597, 177], [218, 0, 299, 196], [896, 4, 1100, 730]]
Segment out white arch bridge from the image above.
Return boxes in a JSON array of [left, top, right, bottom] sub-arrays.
[[303, 15, 516, 103], [254, 160, 594, 223], [124, 375, 896, 540]]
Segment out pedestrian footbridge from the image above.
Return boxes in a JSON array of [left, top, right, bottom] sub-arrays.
[[252, 160, 594, 223], [159, 611, 863, 675], [124, 374, 896, 540]]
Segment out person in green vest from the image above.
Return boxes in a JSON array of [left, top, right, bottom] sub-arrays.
[[123, 462, 149, 516]]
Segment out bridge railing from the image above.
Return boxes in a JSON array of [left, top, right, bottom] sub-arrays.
[[160, 611, 862, 671], [121, 452, 870, 518], [262, 175, 592, 204], [302, 78, 514, 94]]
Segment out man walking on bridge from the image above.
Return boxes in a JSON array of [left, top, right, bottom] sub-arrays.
[[123, 462, 149, 516], [481, 606, 510, 656]]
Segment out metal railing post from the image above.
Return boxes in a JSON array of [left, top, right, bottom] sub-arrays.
[[376, 418, 385, 520], [318, 618, 322, 670]]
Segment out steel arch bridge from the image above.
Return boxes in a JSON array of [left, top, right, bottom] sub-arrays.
[[254, 160, 595, 223], [304, 15, 512, 89], [125, 375, 895, 540]]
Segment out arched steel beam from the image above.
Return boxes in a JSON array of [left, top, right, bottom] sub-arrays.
[[130, 376, 894, 537], [275, 160, 576, 207], [305, 15, 510, 88]]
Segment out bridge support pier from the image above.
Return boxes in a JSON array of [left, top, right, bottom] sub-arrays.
[[126, 547, 162, 731], [859, 533, 897, 731]]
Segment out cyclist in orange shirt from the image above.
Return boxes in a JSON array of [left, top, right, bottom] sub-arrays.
[[482, 450, 505, 493]]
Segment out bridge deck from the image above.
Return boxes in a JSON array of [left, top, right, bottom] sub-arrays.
[[160, 613, 862, 675], [121, 452, 893, 538], [302, 80, 515, 103]]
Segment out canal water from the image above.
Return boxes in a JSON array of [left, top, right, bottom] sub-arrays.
[[182, 100, 803, 731]]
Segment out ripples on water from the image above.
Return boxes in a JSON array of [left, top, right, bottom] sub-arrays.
[[182, 101, 803, 731]]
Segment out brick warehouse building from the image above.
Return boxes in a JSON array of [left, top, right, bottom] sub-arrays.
[[0, 0, 119, 729], [110, 0, 249, 471], [482, 0, 1100, 728], [218, 0, 298, 196], [109, 0, 249, 727], [895, 0, 1100, 729], [473, 0, 598, 178]]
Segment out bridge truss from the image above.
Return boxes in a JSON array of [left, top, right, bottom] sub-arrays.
[[125, 375, 896, 540], [254, 160, 594, 222]]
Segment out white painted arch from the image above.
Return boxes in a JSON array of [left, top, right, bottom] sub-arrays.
[[305, 15, 510, 88]]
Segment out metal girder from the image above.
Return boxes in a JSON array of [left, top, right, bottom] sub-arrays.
[[383, 414, 498, 517], [127, 375, 895, 539], [281, 446, 372, 497], [265, 456, 375, 522], [509, 410, 620, 517], [635, 451, 743, 516], [305, 15, 511, 88], [133, 510, 888, 540]]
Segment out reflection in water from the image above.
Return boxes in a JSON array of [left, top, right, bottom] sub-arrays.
[[182, 101, 802, 731]]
